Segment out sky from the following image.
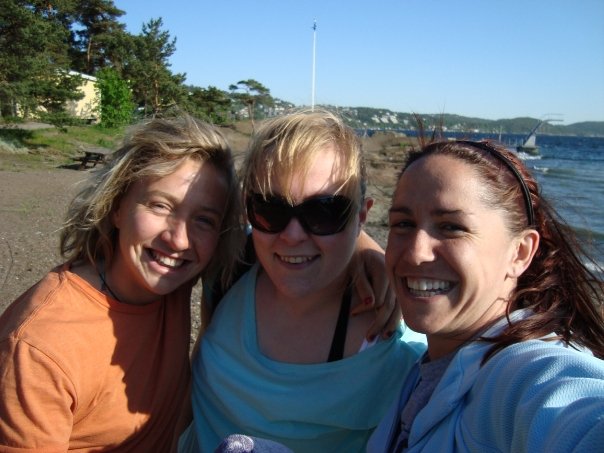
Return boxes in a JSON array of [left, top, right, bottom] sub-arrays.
[[113, 0, 604, 125]]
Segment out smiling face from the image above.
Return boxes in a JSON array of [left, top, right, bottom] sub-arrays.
[[109, 158, 227, 304], [252, 144, 368, 300], [386, 154, 523, 358]]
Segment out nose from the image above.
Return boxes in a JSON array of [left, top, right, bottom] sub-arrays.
[[278, 216, 309, 243], [403, 229, 436, 265], [162, 217, 190, 251]]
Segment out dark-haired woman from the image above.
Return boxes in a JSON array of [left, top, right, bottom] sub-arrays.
[[368, 140, 604, 452]]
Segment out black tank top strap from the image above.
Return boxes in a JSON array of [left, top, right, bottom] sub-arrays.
[[327, 282, 353, 362]]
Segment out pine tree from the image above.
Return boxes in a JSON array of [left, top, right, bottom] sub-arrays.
[[124, 18, 186, 115], [0, 0, 82, 118], [229, 79, 273, 129], [71, 0, 126, 74]]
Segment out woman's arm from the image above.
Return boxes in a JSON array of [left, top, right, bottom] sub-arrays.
[[465, 343, 604, 452], [0, 340, 73, 449], [350, 229, 401, 340]]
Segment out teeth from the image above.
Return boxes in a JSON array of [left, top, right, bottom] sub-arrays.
[[407, 278, 451, 296], [152, 251, 184, 269], [279, 255, 313, 264]]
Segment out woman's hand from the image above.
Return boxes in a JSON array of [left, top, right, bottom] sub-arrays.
[[350, 230, 402, 340]]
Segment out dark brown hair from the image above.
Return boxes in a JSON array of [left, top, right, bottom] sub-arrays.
[[401, 139, 604, 361]]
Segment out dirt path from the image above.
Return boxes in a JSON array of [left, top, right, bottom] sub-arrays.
[[0, 169, 90, 309]]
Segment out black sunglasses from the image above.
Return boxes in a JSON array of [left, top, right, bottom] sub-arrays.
[[246, 193, 354, 236]]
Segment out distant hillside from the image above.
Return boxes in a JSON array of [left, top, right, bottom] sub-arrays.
[[322, 106, 604, 137]]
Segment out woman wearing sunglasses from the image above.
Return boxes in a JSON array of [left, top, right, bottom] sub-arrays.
[[178, 110, 425, 452]]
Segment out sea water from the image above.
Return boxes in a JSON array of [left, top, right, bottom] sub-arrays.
[[517, 134, 604, 271]]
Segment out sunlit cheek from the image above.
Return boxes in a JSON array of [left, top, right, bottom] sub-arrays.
[[134, 212, 163, 237]]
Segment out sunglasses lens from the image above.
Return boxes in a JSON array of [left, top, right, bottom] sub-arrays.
[[247, 194, 353, 235], [247, 195, 290, 233], [300, 196, 352, 235]]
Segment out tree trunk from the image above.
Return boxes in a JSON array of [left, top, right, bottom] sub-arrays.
[[86, 37, 93, 74], [247, 102, 255, 131]]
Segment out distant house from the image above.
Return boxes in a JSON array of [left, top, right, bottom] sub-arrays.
[[14, 71, 100, 123], [65, 71, 99, 123]]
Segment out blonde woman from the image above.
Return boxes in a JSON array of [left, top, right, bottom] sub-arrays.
[[180, 110, 425, 452], [0, 115, 243, 450]]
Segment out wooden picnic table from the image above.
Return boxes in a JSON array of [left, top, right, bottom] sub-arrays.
[[74, 147, 113, 170]]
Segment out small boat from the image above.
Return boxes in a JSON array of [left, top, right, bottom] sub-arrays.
[[516, 116, 562, 156], [516, 120, 543, 156]]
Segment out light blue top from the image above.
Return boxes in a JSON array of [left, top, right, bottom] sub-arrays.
[[367, 310, 604, 452], [180, 264, 426, 453]]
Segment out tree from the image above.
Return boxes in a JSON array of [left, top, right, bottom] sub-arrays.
[[70, 0, 126, 74], [101, 28, 137, 76], [0, 0, 83, 119], [125, 18, 186, 115], [95, 67, 134, 128], [229, 79, 273, 129], [184, 85, 232, 125]]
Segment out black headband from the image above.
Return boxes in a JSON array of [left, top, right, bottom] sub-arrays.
[[454, 140, 535, 227]]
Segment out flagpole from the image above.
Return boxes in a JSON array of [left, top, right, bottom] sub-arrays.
[[311, 19, 317, 111]]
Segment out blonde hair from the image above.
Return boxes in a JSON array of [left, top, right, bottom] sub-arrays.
[[241, 109, 366, 208], [60, 114, 244, 288]]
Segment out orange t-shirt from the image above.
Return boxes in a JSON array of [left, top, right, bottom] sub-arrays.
[[0, 265, 191, 452]]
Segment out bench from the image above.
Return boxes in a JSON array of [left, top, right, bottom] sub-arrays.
[[74, 147, 113, 170]]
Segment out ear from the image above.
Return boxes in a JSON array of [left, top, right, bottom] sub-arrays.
[[358, 197, 373, 227], [507, 229, 540, 278]]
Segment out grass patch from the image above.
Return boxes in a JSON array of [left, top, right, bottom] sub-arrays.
[[0, 125, 125, 170], [0, 129, 35, 145]]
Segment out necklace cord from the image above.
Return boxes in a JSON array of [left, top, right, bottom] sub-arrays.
[[97, 258, 122, 302]]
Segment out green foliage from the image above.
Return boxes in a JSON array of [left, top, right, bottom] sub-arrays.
[[39, 71, 85, 113], [0, 128, 34, 147], [0, 123, 125, 170], [334, 107, 604, 136], [38, 111, 85, 132], [125, 18, 186, 115], [229, 79, 273, 128], [0, 1, 78, 118], [96, 67, 134, 128], [70, 0, 126, 74], [183, 85, 232, 125]]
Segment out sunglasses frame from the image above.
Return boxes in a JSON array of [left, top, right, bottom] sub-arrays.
[[246, 193, 354, 236]]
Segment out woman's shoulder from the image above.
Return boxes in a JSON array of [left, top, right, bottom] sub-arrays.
[[0, 265, 110, 369], [1, 266, 74, 337], [471, 339, 604, 399], [465, 310, 604, 378], [461, 339, 604, 452], [488, 339, 604, 372]]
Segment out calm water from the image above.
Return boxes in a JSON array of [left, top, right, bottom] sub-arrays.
[[515, 134, 604, 270], [403, 131, 604, 269]]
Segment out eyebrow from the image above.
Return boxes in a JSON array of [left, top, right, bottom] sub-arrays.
[[389, 206, 465, 216]]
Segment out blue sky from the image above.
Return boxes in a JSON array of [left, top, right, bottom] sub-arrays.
[[114, 0, 604, 125]]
